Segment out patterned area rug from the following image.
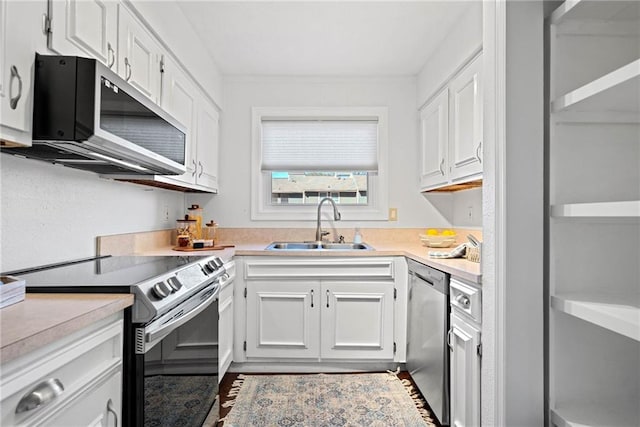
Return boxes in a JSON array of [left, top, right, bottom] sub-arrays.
[[220, 372, 436, 427], [144, 375, 217, 427]]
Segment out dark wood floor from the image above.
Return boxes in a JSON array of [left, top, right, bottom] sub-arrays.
[[217, 371, 441, 427]]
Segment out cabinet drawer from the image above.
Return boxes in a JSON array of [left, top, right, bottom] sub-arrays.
[[1, 315, 123, 426], [245, 257, 395, 280]]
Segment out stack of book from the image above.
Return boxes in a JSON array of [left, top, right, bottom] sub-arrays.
[[0, 275, 25, 308]]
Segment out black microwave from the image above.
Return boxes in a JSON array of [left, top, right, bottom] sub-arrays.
[[3, 54, 187, 175]]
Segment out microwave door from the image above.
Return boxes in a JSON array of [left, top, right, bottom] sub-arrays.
[[91, 74, 187, 175]]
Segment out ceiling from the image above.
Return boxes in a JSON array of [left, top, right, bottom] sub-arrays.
[[177, 1, 475, 77]]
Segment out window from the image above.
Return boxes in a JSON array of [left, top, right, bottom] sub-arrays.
[[251, 107, 388, 221], [270, 171, 368, 206]]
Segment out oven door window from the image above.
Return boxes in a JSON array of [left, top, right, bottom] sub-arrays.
[[143, 299, 218, 426]]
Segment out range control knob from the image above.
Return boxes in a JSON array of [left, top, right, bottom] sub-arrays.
[[213, 257, 224, 268], [203, 263, 215, 274], [152, 281, 171, 299], [167, 276, 182, 292], [208, 260, 219, 271]]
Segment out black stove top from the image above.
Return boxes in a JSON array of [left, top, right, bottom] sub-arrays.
[[3, 255, 208, 288]]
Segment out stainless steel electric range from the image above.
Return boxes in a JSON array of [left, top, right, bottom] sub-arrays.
[[3, 254, 234, 427]]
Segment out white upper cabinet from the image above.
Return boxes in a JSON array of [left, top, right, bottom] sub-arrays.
[[195, 98, 220, 192], [419, 53, 483, 192], [117, 4, 162, 103], [449, 54, 483, 183], [0, 0, 47, 147], [160, 56, 220, 193], [419, 88, 449, 189], [48, 0, 118, 70]]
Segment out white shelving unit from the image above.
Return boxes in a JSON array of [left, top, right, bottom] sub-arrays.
[[548, 1, 640, 426]]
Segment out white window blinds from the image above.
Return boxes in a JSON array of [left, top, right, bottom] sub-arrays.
[[260, 120, 379, 172]]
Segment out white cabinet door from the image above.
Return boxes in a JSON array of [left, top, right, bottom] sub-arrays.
[[450, 312, 481, 427], [246, 281, 320, 359], [218, 283, 234, 380], [420, 88, 449, 190], [195, 97, 220, 192], [160, 57, 197, 184], [49, 0, 118, 69], [321, 282, 395, 359], [449, 54, 483, 183], [44, 368, 122, 427], [117, 4, 161, 102], [0, 0, 47, 146]]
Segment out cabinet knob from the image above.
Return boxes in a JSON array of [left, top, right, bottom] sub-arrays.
[[15, 378, 64, 414], [326, 289, 330, 308], [310, 289, 314, 308], [9, 65, 22, 110], [455, 294, 471, 308], [439, 158, 445, 175], [199, 161, 204, 178]]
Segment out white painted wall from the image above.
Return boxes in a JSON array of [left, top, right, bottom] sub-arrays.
[[417, 1, 483, 107], [482, 1, 545, 425], [0, 155, 185, 272], [188, 76, 450, 228]]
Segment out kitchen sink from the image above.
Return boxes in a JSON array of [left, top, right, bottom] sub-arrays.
[[265, 242, 374, 251]]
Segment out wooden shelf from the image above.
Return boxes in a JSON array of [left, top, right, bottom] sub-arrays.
[[551, 293, 640, 342], [550, 200, 640, 218], [552, 59, 640, 116], [550, 0, 640, 26], [551, 402, 639, 427]]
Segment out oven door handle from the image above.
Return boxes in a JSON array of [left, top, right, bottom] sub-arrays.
[[146, 285, 219, 344]]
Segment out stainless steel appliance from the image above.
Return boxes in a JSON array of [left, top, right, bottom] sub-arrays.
[[1, 54, 186, 176], [406, 258, 450, 426], [3, 255, 233, 427]]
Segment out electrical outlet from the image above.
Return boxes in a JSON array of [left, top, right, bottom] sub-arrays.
[[163, 205, 170, 222], [467, 206, 473, 221], [389, 208, 398, 221]]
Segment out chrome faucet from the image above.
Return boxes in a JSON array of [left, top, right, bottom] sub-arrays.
[[315, 197, 341, 242]]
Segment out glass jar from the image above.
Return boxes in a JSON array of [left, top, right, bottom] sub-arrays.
[[204, 220, 218, 246], [176, 216, 197, 247], [187, 204, 203, 239]]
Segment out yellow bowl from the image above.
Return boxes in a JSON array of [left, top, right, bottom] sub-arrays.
[[418, 234, 457, 248]]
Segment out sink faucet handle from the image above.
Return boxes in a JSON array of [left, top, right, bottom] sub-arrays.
[[338, 235, 345, 243]]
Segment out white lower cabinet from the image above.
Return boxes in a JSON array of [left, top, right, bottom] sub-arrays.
[[240, 257, 406, 363], [449, 312, 481, 427], [0, 313, 124, 427], [218, 280, 234, 380]]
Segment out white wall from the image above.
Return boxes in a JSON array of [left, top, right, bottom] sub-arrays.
[[0, 155, 185, 272], [417, 1, 483, 107], [189, 76, 449, 228]]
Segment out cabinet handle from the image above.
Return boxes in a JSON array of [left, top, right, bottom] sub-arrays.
[[107, 43, 115, 69], [310, 289, 314, 308], [124, 57, 132, 81], [9, 65, 22, 110], [192, 159, 197, 176], [476, 141, 482, 163], [198, 161, 204, 178], [447, 330, 454, 351], [439, 158, 445, 176], [15, 378, 64, 414], [455, 294, 471, 309], [107, 398, 118, 427], [326, 290, 330, 308]]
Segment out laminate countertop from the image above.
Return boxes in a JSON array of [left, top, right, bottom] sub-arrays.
[[139, 242, 482, 284], [0, 293, 134, 363]]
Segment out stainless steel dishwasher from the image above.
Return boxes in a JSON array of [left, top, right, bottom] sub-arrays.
[[407, 258, 450, 426]]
